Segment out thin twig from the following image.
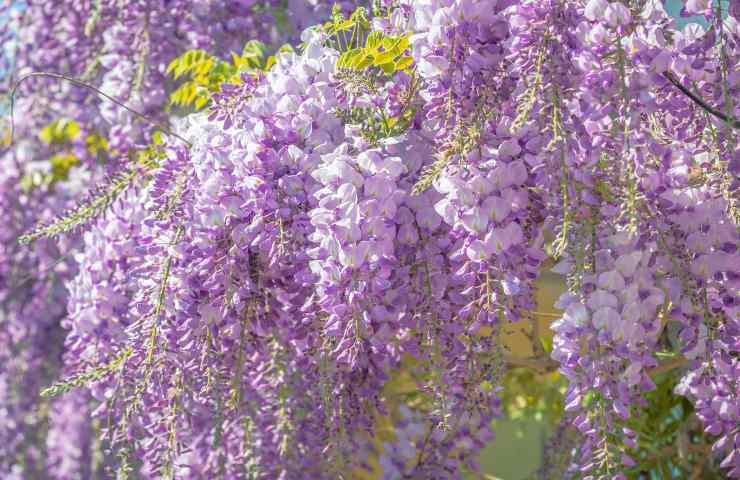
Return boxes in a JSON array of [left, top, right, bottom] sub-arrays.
[[6, 71, 192, 148], [663, 71, 740, 130], [7, 250, 76, 289]]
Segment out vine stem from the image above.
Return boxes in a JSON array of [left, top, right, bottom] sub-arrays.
[[663, 70, 740, 130], [6, 71, 192, 148]]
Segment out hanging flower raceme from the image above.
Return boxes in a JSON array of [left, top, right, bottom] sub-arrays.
[[2, 1, 740, 479]]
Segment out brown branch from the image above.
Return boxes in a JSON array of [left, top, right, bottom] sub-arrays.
[[504, 354, 689, 376], [504, 355, 559, 372], [6, 71, 192, 149], [663, 71, 740, 130], [649, 356, 689, 376], [689, 442, 712, 480]]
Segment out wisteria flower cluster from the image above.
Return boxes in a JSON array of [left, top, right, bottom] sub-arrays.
[[1, 0, 738, 479]]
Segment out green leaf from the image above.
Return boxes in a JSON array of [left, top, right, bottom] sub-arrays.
[[151, 131, 163, 146], [86, 133, 108, 157], [242, 40, 267, 60], [39, 125, 54, 145], [231, 52, 247, 69], [49, 154, 80, 181], [194, 57, 215, 77], [183, 50, 194, 67], [395, 55, 414, 71], [20, 173, 36, 192], [194, 95, 209, 110], [185, 84, 199, 105], [338, 48, 362, 69], [374, 50, 396, 65], [365, 31, 384, 50], [395, 35, 410, 53], [379, 61, 395, 75], [39, 119, 81, 145], [165, 57, 180, 76], [356, 54, 374, 70]]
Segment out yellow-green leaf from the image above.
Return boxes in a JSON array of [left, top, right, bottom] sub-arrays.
[[365, 31, 383, 50], [374, 50, 396, 65], [50, 153, 80, 181], [194, 95, 209, 110], [165, 57, 180, 76], [395, 56, 414, 71], [356, 54, 374, 70], [39, 119, 81, 145], [86, 133, 108, 156]]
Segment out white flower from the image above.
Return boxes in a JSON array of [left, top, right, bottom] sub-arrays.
[[587, 290, 619, 310], [418, 55, 450, 77], [593, 306, 621, 333], [615, 251, 642, 277], [460, 206, 489, 233], [584, 0, 608, 21], [598, 270, 626, 291]]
